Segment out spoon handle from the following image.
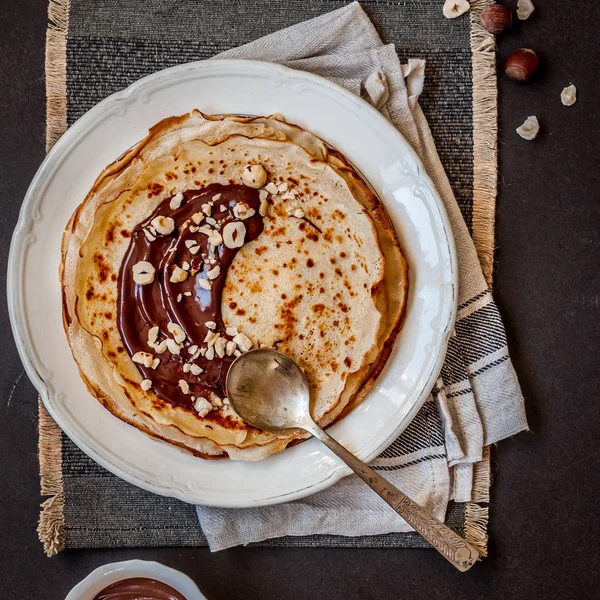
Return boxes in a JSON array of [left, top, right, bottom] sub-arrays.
[[309, 424, 479, 572]]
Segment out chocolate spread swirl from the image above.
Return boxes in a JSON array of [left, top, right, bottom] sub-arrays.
[[92, 577, 187, 600], [118, 184, 263, 409]]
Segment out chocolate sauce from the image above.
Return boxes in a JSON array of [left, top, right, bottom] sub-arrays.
[[118, 184, 263, 409], [92, 577, 187, 600]]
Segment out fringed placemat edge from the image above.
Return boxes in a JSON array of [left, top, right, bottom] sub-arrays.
[[45, 0, 69, 152], [38, 0, 70, 558], [38, 400, 65, 557], [465, 445, 491, 556], [463, 0, 498, 556], [469, 0, 498, 285]]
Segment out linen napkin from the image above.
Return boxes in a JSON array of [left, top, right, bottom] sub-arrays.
[[190, 1, 528, 551]]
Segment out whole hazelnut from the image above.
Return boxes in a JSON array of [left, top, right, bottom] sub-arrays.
[[504, 48, 539, 82], [480, 4, 512, 35]]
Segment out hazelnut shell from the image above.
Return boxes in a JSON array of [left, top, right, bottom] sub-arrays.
[[480, 4, 513, 35], [504, 48, 539, 82]]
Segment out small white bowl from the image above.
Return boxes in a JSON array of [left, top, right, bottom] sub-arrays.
[[65, 560, 207, 600]]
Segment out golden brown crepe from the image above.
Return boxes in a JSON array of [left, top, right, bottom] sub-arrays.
[[61, 111, 408, 461]]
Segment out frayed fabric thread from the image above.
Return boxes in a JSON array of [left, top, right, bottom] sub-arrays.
[[469, 0, 498, 285], [39, 0, 69, 556], [465, 502, 489, 557], [465, 0, 497, 555], [38, 400, 65, 557], [45, 0, 70, 152]]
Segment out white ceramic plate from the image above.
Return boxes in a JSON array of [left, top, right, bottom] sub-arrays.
[[8, 60, 456, 507]]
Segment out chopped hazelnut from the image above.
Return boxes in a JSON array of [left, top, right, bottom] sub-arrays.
[[132, 261, 155, 285], [443, 0, 469, 19], [165, 338, 181, 355], [223, 221, 246, 249], [233, 202, 256, 220], [233, 332, 253, 352], [516, 116, 540, 140], [215, 336, 227, 358], [194, 396, 212, 417], [167, 322, 186, 344], [147, 326, 159, 345], [207, 265, 221, 280], [198, 278, 212, 291], [170, 192, 184, 210], [151, 215, 175, 236], [132, 351, 154, 368], [241, 164, 268, 188], [170, 266, 188, 283], [561, 85, 577, 106], [190, 364, 204, 376], [517, 0, 535, 20], [154, 340, 168, 354]]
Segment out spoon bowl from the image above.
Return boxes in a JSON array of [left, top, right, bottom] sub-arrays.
[[226, 348, 311, 431]]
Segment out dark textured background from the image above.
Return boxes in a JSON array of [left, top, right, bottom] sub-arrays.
[[1, 1, 599, 598]]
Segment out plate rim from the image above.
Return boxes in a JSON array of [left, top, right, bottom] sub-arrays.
[[8, 59, 457, 507]]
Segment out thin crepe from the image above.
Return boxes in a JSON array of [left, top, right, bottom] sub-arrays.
[[61, 111, 408, 461]]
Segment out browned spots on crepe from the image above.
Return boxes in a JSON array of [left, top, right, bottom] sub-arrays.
[[146, 182, 164, 198], [93, 252, 111, 283]]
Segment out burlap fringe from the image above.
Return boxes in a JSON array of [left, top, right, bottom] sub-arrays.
[[472, 445, 491, 503], [465, 502, 489, 557], [464, 0, 498, 556], [465, 446, 491, 556], [39, 0, 70, 556], [37, 400, 65, 557], [469, 0, 498, 285], [45, 0, 70, 152]]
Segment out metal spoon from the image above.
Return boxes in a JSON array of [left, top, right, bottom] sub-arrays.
[[226, 348, 479, 572]]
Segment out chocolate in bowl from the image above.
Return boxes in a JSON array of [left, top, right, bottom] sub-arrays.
[[92, 577, 187, 600]]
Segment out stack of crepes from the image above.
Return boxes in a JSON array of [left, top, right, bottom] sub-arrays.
[[61, 111, 408, 461]]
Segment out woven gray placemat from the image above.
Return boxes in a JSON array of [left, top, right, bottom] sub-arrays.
[[39, 0, 496, 556]]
